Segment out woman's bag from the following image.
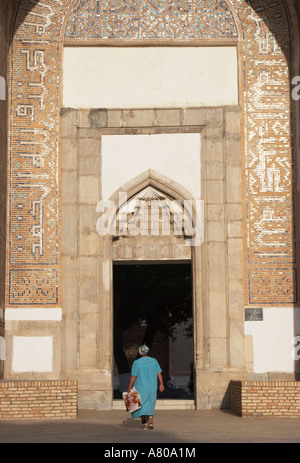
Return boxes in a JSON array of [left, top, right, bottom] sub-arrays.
[[122, 387, 142, 413]]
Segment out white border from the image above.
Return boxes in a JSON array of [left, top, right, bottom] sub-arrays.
[[5, 308, 62, 321]]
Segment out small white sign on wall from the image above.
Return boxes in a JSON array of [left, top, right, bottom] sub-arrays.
[[12, 336, 53, 372]]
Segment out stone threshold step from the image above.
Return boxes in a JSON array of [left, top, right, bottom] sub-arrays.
[[112, 399, 195, 410]]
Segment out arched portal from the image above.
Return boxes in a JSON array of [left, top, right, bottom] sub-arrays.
[[110, 178, 197, 405], [58, 112, 243, 409], [2, 0, 300, 411], [94, 131, 206, 410], [5, 0, 296, 308]]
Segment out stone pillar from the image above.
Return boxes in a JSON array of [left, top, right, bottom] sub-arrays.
[[191, 106, 246, 409], [61, 109, 112, 409]]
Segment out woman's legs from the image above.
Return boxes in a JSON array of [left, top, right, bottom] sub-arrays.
[[140, 415, 154, 430], [148, 415, 153, 429], [141, 415, 149, 429]]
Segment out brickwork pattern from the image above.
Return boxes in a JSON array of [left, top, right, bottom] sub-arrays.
[[231, 381, 300, 417], [64, 0, 238, 41], [233, 0, 296, 305], [7, 0, 65, 306], [7, 0, 296, 307], [0, 380, 77, 420]]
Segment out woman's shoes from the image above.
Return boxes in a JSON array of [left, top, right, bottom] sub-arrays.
[[148, 419, 154, 429], [141, 416, 153, 430]]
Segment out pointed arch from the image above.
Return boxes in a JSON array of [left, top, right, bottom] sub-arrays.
[[100, 169, 200, 239], [109, 169, 194, 207]]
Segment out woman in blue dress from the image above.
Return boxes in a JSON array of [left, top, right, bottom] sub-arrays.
[[127, 344, 164, 430]]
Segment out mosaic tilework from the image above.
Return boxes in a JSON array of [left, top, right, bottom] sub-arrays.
[[64, 0, 238, 41], [249, 269, 297, 304], [9, 269, 58, 305], [8, 0, 295, 306], [232, 0, 296, 303], [8, 0, 69, 305]]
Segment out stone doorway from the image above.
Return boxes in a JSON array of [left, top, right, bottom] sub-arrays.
[[112, 261, 194, 402], [60, 106, 245, 410]]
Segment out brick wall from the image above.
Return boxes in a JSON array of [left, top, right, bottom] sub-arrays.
[[230, 381, 300, 417], [0, 380, 77, 420]]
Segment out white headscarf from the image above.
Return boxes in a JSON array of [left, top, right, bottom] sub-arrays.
[[138, 344, 149, 356]]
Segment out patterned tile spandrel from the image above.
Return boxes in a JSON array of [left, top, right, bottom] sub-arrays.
[[64, 0, 239, 40]]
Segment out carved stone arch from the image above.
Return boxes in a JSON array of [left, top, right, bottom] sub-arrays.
[[110, 169, 194, 211], [107, 169, 199, 243]]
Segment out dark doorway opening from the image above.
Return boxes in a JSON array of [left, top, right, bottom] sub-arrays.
[[113, 261, 194, 400]]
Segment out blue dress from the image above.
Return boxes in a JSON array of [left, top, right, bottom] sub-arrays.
[[130, 356, 162, 418]]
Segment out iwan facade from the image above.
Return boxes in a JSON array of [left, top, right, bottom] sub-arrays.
[[0, 0, 300, 410]]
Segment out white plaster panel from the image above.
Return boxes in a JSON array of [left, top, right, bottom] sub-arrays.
[[245, 308, 300, 373], [5, 309, 62, 321], [101, 133, 201, 200], [12, 336, 53, 372], [63, 47, 238, 108]]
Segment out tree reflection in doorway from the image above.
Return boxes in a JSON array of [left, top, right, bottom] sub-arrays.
[[113, 262, 193, 398]]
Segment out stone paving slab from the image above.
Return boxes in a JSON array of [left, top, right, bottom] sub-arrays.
[[0, 409, 300, 444]]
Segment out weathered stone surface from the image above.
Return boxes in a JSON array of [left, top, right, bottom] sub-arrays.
[[206, 180, 224, 204], [63, 171, 77, 204], [60, 106, 244, 410], [78, 138, 101, 157], [209, 338, 228, 368], [61, 108, 77, 137], [79, 176, 99, 204], [62, 205, 78, 256], [89, 109, 108, 128], [62, 137, 77, 171]]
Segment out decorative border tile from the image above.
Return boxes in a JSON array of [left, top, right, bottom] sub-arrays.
[[249, 268, 297, 304], [65, 0, 238, 41], [9, 269, 58, 305]]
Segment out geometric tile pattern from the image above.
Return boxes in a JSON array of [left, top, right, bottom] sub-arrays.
[[65, 0, 238, 41], [233, 0, 296, 303], [9, 269, 58, 305], [8, 0, 295, 306], [249, 268, 297, 304], [8, 0, 66, 306]]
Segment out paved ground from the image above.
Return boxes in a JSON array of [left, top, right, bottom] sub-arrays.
[[0, 409, 300, 444]]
